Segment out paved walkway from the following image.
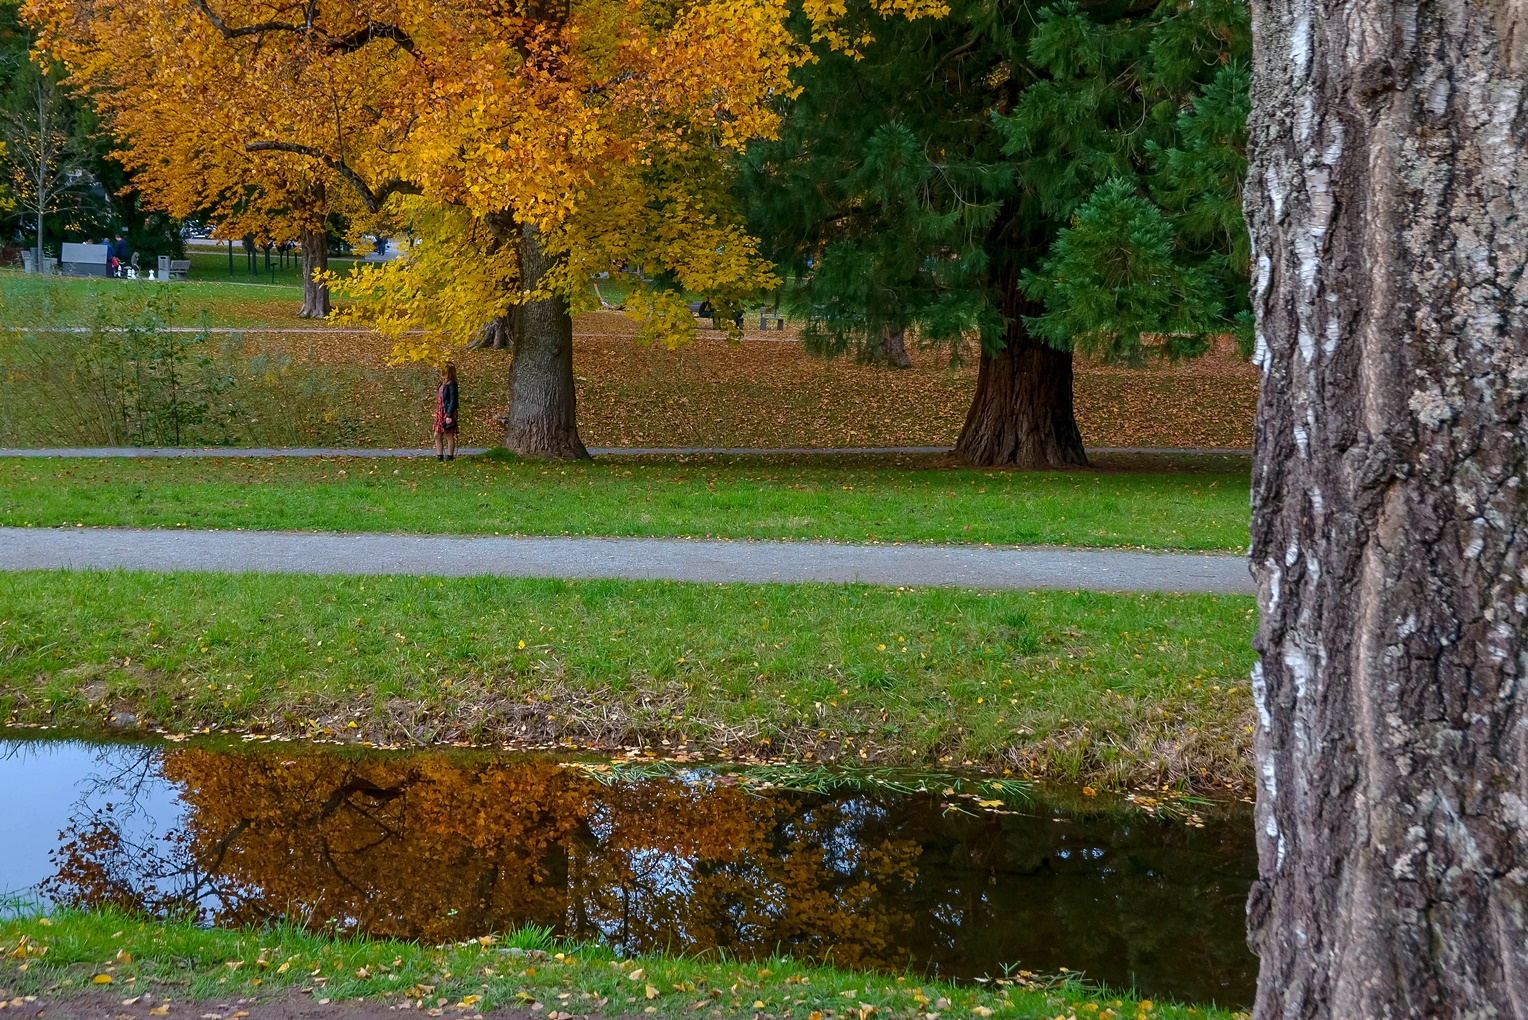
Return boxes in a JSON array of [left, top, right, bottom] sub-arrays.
[[0, 527, 1254, 594], [0, 445, 1252, 459]]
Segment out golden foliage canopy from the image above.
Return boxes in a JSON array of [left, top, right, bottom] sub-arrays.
[[30, 0, 947, 357]]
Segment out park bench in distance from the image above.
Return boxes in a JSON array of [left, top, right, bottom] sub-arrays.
[[156, 256, 190, 281], [685, 300, 784, 331]]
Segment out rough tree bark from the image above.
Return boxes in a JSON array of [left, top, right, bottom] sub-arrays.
[[503, 222, 588, 459], [861, 324, 913, 369], [1246, 0, 1528, 1015], [953, 279, 1086, 468], [469, 309, 518, 350], [298, 225, 330, 319]]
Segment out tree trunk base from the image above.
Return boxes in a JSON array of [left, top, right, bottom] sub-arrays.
[[469, 311, 517, 350], [859, 325, 913, 369], [503, 224, 589, 460], [954, 333, 1086, 469], [297, 226, 330, 319]]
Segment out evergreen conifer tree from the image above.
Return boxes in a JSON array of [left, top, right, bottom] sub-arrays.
[[742, 0, 1251, 466]]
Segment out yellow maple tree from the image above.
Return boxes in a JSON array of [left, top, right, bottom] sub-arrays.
[[30, 0, 947, 453]]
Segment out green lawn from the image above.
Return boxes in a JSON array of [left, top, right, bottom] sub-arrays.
[[0, 455, 1250, 550], [0, 910, 1232, 1020], [1, 269, 310, 328], [0, 570, 1256, 791]]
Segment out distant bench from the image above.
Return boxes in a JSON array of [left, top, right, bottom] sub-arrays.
[[685, 301, 786, 331], [156, 256, 190, 281]]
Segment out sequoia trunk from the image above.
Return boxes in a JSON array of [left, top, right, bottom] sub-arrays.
[[953, 291, 1085, 468], [503, 223, 588, 459], [298, 226, 330, 319], [1246, 0, 1528, 1016]]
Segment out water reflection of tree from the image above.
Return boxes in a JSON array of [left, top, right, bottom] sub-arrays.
[[46, 748, 922, 971]]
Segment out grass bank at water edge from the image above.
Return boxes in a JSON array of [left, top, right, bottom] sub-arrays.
[[0, 571, 1258, 793], [0, 910, 1246, 1020]]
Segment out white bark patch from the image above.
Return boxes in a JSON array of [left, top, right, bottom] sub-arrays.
[[1252, 660, 1273, 732], [1290, 12, 1312, 78], [1427, 77, 1451, 115], [1283, 643, 1313, 700], [1261, 757, 1279, 798], [1321, 121, 1345, 166], [1266, 164, 1288, 222]]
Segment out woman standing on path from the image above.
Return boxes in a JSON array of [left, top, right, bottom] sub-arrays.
[[434, 364, 459, 461]]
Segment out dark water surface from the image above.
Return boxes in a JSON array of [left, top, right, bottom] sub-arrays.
[[0, 736, 1256, 1007]]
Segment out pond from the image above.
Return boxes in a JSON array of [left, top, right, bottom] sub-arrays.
[[0, 736, 1256, 1008]]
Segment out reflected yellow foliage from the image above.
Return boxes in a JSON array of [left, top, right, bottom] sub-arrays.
[[51, 747, 921, 971]]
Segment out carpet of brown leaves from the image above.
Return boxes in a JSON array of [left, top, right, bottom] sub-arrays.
[[240, 312, 1257, 450]]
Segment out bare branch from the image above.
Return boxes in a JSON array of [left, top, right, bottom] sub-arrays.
[[192, 0, 415, 54], [244, 139, 419, 212]]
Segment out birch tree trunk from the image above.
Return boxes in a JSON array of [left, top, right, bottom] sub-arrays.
[[1246, 0, 1528, 1015]]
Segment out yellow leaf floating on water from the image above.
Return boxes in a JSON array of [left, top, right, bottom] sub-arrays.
[[92, 975, 113, 985]]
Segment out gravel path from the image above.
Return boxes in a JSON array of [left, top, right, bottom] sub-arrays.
[[0, 445, 1252, 458], [0, 527, 1254, 594]]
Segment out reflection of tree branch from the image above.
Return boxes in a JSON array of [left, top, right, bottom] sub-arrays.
[[181, 818, 253, 902]]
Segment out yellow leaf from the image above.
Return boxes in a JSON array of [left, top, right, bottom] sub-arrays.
[[646, 986, 659, 1000], [116, 950, 133, 963], [627, 969, 645, 981], [276, 961, 291, 974], [149, 1007, 170, 1016], [92, 975, 113, 985], [753, 1002, 765, 1009]]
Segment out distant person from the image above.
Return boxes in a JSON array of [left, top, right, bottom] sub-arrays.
[[110, 234, 128, 276], [434, 364, 459, 461]]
